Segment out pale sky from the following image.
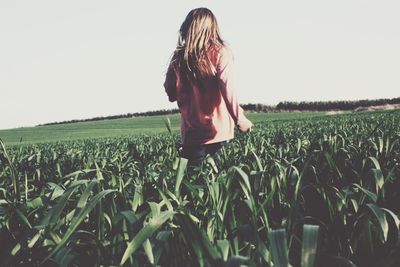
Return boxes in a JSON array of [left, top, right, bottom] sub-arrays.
[[1, 0, 399, 129]]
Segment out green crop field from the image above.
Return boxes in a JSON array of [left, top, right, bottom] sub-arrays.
[[0, 112, 328, 145], [0, 110, 399, 266]]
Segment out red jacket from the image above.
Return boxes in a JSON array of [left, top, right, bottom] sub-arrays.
[[164, 45, 252, 145]]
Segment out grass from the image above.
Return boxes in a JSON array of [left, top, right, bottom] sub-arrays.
[[0, 111, 329, 145]]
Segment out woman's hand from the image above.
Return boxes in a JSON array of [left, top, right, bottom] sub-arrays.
[[237, 119, 253, 133]]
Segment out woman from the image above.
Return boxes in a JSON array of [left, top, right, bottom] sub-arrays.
[[164, 7, 253, 166]]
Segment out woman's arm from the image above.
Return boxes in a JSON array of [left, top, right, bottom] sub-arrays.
[[163, 63, 177, 102], [217, 47, 253, 132]]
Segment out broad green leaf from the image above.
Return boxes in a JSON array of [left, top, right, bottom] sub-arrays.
[[177, 213, 220, 265], [15, 208, 32, 228], [132, 185, 143, 212], [0, 138, 20, 201], [301, 224, 319, 267], [268, 228, 290, 267], [251, 150, 263, 171], [367, 156, 381, 170], [366, 203, 388, 242], [120, 210, 139, 224], [157, 188, 173, 212], [27, 196, 44, 209], [148, 202, 161, 217], [73, 180, 98, 217], [382, 208, 400, 230], [43, 189, 116, 263], [258, 240, 271, 264], [164, 116, 172, 134], [370, 169, 384, 192], [174, 157, 188, 197], [217, 239, 230, 261], [28, 229, 44, 248], [352, 183, 377, 203], [143, 238, 154, 264], [120, 210, 174, 265], [206, 156, 219, 173]]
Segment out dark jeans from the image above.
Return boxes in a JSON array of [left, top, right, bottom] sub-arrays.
[[180, 141, 225, 166]]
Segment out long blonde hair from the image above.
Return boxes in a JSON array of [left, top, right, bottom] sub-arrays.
[[172, 8, 224, 89]]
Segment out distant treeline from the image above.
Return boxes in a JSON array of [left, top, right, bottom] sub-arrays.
[[39, 97, 399, 126], [276, 97, 400, 111], [39, 109, 180, 126]]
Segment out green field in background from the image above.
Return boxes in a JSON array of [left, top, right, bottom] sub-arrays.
[[0, 111, 332, 145]]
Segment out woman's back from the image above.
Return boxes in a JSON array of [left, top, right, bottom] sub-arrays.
[[164, 7, 252, 164], [165, 45, 251, 145]]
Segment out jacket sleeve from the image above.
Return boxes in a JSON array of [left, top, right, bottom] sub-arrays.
[[217, 47, 253, 132], [163, 63, 177, 102]]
